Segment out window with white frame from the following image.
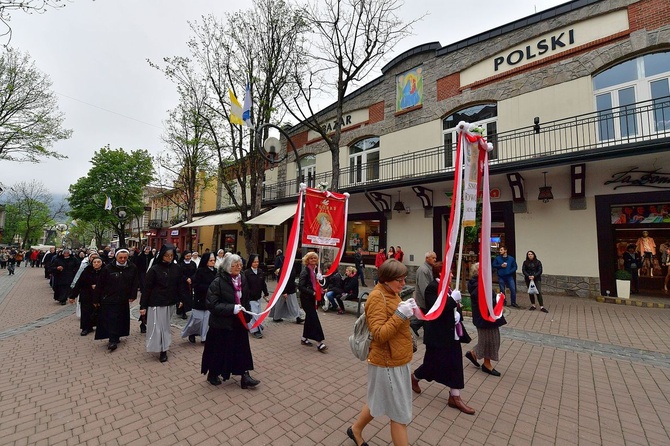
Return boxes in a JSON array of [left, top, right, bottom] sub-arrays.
[[348, 136, 380, 185], [220, 181, 238, 207], [442, 104, 498, 168], [296, 154, 316, 190], [593, 51, 670, 141]]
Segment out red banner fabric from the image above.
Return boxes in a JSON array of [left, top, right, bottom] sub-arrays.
[[301, 188, 347, 247]]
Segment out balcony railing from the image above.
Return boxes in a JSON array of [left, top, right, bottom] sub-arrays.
[[262, 96, 670, 202], [149, 219, 164, 229]]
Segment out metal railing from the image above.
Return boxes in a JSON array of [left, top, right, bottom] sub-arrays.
[[262, 96, 670, 201], [149, 220, 164, 229]]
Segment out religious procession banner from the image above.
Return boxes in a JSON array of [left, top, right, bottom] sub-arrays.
[[247, 185, 349, 329], [416, 122, 503, 323], [302, 188, 347, 248]]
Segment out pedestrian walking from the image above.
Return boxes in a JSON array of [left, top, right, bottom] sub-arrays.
[[411, 262, 475, 415], [465, 262, 507, 377], [354, 247, 368, 287], [95, 249, 139, 351], [140, 244, 188, 362], [374, 247, 386, 284], [297, 252, 328, 352], [492, 246, 518, 307], [522, 250, 549, 312], [270, 264, 303, 324], [410, 251, 436, 337], [182, 252, 216, 343], [348, 258, 415, 446], [51, 249, 80, 305], [201, 254, 260, 389], [244, 254, 269, 339], [42, 247, 56, 279], [70, 254, 103, 336], [177, 250, 197, 320]]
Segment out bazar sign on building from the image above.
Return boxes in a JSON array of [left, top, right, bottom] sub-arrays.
[[460, 9, 629, 86], [307, 108, 369, 141]]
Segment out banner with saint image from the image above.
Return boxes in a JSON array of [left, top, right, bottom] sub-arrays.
[[301, 188, 347, 247]]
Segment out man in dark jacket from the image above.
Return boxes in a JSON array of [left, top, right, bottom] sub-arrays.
[[491, 246, 518, 307], [51, 249, 81, 305], [354, 247, 368, 287], [95, 249, 139, 351]]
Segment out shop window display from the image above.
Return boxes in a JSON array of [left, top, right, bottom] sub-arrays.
[[346, 220, 380, 255], [612, 203, 670, 293]]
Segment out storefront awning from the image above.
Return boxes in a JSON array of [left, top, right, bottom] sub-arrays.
[[183, 212, 242, 228], [245, 204, 296, 226], [169, 219, 195, 229]]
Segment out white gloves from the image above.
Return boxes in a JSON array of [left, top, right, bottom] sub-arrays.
[[316, 272, 323, 281], [405, 297, 418, 310], [451, 290, 462, 303], [454, 309, 461, 324], [233, 304, 243, 314], [396, 301, 414, 318]]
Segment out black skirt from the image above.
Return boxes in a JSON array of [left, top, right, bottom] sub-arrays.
[[414, 343, 465, 390], [299, 295, 325, 343], [201, 325, 254, 380], [95, 302, 130, 341]]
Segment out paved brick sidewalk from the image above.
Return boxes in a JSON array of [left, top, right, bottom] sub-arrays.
[[1, 267, 669, 445]]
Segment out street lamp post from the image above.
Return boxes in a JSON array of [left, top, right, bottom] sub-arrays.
[[115, 206, 128, 248]]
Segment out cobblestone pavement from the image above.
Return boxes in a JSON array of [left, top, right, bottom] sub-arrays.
[[0, 267, 669, 445]]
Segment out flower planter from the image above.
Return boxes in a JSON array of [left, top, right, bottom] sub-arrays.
[[615, 279, 630, 299]]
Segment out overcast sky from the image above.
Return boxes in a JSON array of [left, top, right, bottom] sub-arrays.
[[1, 0, 565, 197]]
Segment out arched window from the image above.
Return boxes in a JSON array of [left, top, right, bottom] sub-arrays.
[[442, 103, 498, 167], [349, 136, 380, 184], [594, 51, 670, 140]]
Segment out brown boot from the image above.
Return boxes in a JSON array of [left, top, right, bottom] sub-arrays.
[[448, 394, 475, 415], [411, 373, 421, 394]]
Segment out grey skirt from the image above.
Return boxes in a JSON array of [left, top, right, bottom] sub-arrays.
[[181, 309, 210, 341], [270, 293, 301, 320], [367, 363, 412, 425], [473, 326, 501, 361], [146, 306, 175, 353]]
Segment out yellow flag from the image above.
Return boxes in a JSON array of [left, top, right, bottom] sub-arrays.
[[229, 89, 245, 125]]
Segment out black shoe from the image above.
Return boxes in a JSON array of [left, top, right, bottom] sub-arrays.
[[80, 329, 89, 336], [207, 374, 222, 386], [510, 303, 520, 308], [159, 351, 168, 362], [140, 323, 146, 334], [481, 365, 501, 377], [181, 314, 188, 320], [60, 301, 67, 305], [188, 335, 196, 343], [272, 318, 284, 322], [465, 351, 480, 368], [108, 342, 118, 351], [361, 283, 368, 287], [241, 371, 259, 389], [252, 332, 263, 339], [540, 307, 549, 313], [347, 426, 369, 446]]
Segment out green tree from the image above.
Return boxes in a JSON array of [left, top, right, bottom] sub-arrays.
[[68, 146, 154, 248], [0, 48, 72, 161], [3, 180, 57, 247]]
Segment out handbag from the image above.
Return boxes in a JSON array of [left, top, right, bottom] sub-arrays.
[[528, 279, 539, 295]]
